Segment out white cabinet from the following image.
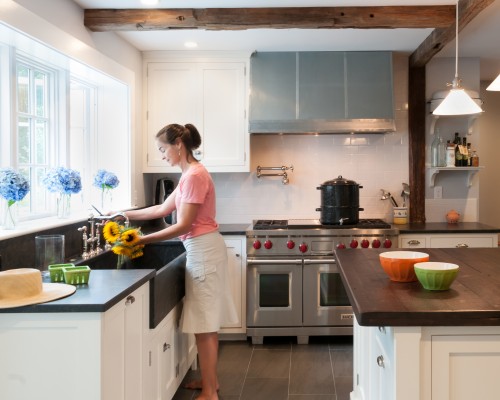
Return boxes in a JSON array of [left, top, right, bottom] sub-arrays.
[[220, 235, 246, 335], [352, 321, 500, 400], [144, 300, 197, 400], [0, 283, 149, 400], [399, 233, 498, 249], [143, 52, 250, 173]]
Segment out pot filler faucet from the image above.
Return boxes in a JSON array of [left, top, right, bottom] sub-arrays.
[[77, 212, 129, 259]]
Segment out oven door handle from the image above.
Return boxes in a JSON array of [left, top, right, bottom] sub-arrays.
[[247, 259, 303, 265], [304, 258, 337, 264]]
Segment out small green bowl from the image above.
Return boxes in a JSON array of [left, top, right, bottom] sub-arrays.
[[414, 262, 459, 291]]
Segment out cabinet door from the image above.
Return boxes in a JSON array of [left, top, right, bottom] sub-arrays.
[[146, 62, 200, 169], [221, 238, 244, 330], [249, 52, 297, 120], [345, 52, 394, 119], [157, 313, 177, 400], [432, 334, 500, 400], [199, 62, 247, 169], [102, 284, 147, 400], [298, 52, 345, 119], [369, 327, 395, 400]]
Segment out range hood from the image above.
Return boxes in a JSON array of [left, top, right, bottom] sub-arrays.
[[249, 119, 396, 135], [249, 51, 396, 135]]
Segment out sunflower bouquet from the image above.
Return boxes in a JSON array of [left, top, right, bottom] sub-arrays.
[[102, 221, 144, 268]]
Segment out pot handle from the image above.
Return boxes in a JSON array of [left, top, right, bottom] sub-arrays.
[[359, 185, 363, 189], [359, 208, 364, 211], [316, 186, 322, 190], [316, 207, 322, 211]]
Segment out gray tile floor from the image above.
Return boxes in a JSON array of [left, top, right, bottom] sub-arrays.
[[173, 336, 353, 400]]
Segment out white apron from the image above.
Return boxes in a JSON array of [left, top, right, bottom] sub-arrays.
[[180, 231, 238, 333]]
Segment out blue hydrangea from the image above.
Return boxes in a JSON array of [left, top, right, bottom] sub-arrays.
[[42, 167, 82, 195], [0, 168, 30, 205], [93, 169, 120, 190]]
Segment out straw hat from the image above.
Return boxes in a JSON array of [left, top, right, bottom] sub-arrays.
[[0, 268, 76, 309]]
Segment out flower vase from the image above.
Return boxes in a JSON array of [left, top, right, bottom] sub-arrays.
[[101, 189, 112, 212], [1, 200, 18, 229], [57, 194, 71, 219]]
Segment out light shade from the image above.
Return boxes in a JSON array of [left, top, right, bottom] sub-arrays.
[[487, 74, 500, 91], [433, 87, 483, 116]]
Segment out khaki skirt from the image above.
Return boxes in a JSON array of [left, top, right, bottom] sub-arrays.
[[180, 231, 238, 333]]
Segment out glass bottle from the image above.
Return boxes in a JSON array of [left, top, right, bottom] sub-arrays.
[[454, 133, 462, 167], [466, 143, 472, 166], [431, 129, 446, 167], [461, 137, 468, 167], [446, 140, 455, 167], [471, 150, 479, 167]]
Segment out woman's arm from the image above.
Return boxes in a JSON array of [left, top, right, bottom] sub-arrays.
[[139, 202, 200, 245]]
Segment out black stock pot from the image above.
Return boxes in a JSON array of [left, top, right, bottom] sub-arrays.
[[316, 176, 364, 225]]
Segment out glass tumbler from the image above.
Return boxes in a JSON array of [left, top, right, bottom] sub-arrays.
[[35, 234, 65, 275]]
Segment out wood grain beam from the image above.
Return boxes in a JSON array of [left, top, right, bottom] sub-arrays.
[[84, 6, 455, 31], [410, 0, 495, 68]]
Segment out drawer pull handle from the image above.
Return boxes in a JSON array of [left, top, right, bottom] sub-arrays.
[[163, 343, 171, 352], [407, 240, 421, 245], [125, 295, 135, 305], [377, 355, 385, 368], [456, 243, 469, 248]]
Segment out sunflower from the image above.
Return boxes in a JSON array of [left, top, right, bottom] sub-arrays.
[[103, 221, 122, 243], [112, 244, 133, 258], [130, 246, 144, 259], [120, 228, 141, 246]]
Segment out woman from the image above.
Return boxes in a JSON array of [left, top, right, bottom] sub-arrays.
[[121, 123, 236, 400]]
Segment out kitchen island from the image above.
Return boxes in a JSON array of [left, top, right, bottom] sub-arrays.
[[335, 248, 500, 400]]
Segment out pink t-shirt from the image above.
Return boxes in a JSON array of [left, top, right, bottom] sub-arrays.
[[175, 163, 218, 240]]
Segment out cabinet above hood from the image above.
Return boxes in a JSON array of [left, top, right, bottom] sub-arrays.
[[249, 51, 396, 134]]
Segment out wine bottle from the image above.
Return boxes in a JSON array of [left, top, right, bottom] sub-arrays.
[[461, 137, 468, 167], [454, 133, 462, 167], [466, 143, 472, 166]]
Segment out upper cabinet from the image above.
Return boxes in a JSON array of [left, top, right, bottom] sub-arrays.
[[143, 52, 251, 173], [249, 51, 395, 134]]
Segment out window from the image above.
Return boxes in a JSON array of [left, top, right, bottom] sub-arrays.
[[16, 59, 54, 219]]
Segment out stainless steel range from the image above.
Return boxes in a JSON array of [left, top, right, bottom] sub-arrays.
[[246, 218, 399, 344]]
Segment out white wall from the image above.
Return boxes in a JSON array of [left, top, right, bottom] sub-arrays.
[[479, 82, 500, 227], [153, 53, 410, 224], [425, 57, 482, 222]]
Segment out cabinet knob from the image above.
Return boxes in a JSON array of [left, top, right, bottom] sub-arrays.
[[378, 326, 386, 334], [163, 343, 171, 352], [407, 240, 421, 245], [456, 243, 469, 248], [376, 355, 385, 368], [125, 295, 135, 305], [236, 253, 240, 257]]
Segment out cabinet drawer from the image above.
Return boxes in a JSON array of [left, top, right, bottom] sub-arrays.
[[399, 235, 427, 248], [429, 236, 495, 248]]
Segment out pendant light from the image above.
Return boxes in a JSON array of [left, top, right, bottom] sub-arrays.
[[433, 0, 483, 116], [486, 74, 500, 91]]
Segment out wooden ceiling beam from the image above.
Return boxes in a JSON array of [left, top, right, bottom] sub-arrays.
[[410, 0, 494, 68], [84, 6, 455, 32]]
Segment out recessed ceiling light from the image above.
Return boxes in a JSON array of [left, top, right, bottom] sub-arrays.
[[184, 41, 198, 49]]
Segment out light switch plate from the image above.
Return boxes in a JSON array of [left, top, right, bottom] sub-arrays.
[[434, 186, 443, 199]]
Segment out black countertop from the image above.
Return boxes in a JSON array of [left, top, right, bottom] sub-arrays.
[[0, 269, 155, 314], [336, 248, 500, 327], [219, 223, 251, 235], [397, 222, 500, 234]]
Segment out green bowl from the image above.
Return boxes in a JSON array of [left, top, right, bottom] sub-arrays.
[[414, 262, 459, 291]]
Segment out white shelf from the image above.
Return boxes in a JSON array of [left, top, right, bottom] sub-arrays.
[[428, 166, 483, 187]]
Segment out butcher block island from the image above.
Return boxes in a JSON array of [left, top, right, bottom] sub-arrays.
[[335, 248, 500, 400]]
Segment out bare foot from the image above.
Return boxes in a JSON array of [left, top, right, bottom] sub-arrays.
[[184, 380, 220, 391]]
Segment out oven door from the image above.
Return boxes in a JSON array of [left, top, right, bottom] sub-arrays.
[[247, 258, 302, 327], [302, 257, 354, 326]]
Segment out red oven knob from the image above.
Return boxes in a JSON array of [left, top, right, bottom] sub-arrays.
[[337, 242, 346, 250], [298, 243, 308, 253], [287, 240, 295, 249], [361, 239, 370, 248], [350, 239, 359, 249], [383, 238, 393, 248], [253, 240, 262, 250], [372, 239, 381, 248], [264, 240, 273, 249]]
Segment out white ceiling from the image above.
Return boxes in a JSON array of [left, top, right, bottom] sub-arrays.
[[73, 0, 500, 80]]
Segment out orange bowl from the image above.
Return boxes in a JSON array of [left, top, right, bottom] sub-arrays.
[[379, 251, 430, 282]]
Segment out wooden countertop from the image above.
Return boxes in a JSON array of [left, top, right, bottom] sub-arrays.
[[335, 248, 500, 327]]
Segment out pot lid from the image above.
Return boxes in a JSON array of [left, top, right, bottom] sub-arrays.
[[321, 175, 358, 186]]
